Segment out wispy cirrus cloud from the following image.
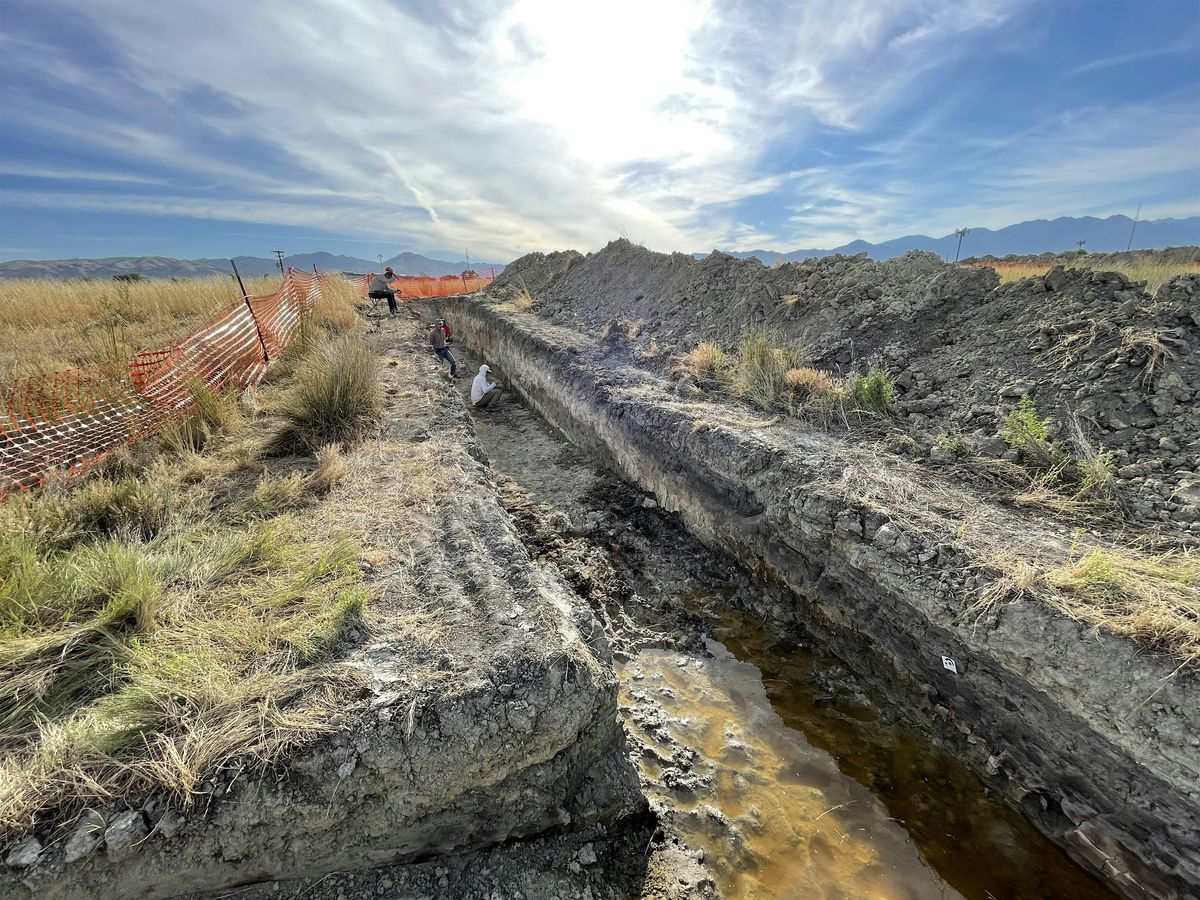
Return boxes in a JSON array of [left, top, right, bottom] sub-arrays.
[[0, 0, 1196, 261]]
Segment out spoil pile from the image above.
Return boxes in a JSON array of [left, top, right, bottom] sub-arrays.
[[489, 240, 1200, 527]]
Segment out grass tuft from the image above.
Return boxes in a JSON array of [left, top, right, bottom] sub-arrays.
[[679, 342, 729, 382], [269, 336, 383, 453], [727, 328, 806, 412]]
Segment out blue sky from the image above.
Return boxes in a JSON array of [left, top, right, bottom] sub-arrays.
[[0, 0, 1197, 262]]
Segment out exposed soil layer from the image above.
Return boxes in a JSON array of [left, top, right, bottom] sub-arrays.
[[439, 297, 1200, 899], [0, 316, 641, 899], [491, 240, 1199, 528], [444, 339, 1112, 899]]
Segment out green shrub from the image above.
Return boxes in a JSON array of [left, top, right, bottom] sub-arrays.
[[936, 431, 973, 458], [846, 368, 896, 414], [1002, 396, 1051, 455]]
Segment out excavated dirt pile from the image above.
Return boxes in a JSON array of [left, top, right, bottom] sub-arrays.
[[492, 240, 1200, 527]]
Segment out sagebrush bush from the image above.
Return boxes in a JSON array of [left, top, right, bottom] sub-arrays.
[[270, 336, 383, 453]]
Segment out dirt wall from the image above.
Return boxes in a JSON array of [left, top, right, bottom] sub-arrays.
[[442, 298, 1200, 900], [490, 241, 1200, 529]]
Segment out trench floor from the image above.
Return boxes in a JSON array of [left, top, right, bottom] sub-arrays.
[[452, 345, 1116, 900]]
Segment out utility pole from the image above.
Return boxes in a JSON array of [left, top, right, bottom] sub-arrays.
[[1126, 202, 1142, 252], [378, 254, 384, 273], [272, 250, 286, 276], [1076, 239, 1087, 253], [954, 227, 970, 263]]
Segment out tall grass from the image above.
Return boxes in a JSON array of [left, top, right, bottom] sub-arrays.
[[0, 274, 360, 382], [727, 328, 807, 412], [269, 336, 383, 453], [679, 331, 896, 423], [0, 324, 375, 834], [0, 276, 256, 380]]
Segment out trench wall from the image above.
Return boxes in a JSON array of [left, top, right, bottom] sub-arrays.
[[442, 298, 1200, 900]]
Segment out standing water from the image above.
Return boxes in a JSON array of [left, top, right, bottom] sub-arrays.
[[458, 349, 1114, 899]]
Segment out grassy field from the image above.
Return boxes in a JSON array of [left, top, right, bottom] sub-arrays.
[[967, 255, 1199, 294], [0, 274, 287, 381], [0, 279, 381, 835]]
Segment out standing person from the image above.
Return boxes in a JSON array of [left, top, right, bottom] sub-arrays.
[[428, 321, 460, 377], [438, 318, 453, 342], [367, 266, 399, 315], [471, 364, 503, 408]]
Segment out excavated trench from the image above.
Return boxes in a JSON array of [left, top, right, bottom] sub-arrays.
[[448, 337, 1116, 900], [428, 297, 1200, 900]]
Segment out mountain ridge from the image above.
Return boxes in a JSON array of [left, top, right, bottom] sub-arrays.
[[0, 250, 506, 281], [706, 214, 1200, 264]]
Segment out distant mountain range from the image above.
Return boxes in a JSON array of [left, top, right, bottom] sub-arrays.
[[0, 250, 506, 281], [706, 215, 1200, 264]]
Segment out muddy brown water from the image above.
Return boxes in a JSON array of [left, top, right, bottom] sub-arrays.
[[457, 353, 1114, 900]]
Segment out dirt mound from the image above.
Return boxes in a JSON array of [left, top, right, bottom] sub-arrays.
[[963, 246, 1200, 267], [484, 240, 1199, 528]]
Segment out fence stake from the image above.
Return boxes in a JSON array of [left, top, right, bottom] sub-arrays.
[[231, 259, 271, 363]]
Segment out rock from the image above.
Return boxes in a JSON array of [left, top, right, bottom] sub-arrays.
[[1106, 409, 1132, 430], [5, 836, 42, 868], [1044, 266, 1068, 292], [999, 381, 1036, 398], [64, 810, 107, 863], [1149, 394, 1176, 417], [105, 810, 148, 862], [641, 497, 659, 509], [576, 843, 598, 866], [873, 522, 900, 548], [337, 754, 358, 779], [978, 437, 1008, 457], [929, 445, 954, 464], [154, 809, 185, 839]]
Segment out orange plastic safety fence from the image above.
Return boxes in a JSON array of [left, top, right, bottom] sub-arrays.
[[0, 268, 324, 496], [359, 267, 496, 301]]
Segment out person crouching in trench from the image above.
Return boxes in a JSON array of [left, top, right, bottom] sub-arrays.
[[471, 364, 503, 408], [428, 321, 460, 377]]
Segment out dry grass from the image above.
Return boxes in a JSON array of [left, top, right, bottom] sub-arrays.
[[971, 256, 1198, 294], [0, 276, 265, 380], [505, 279, 535, 311], [725, 329, 807, 412], [678, 342, 728, 381], [829, 447, 1199, 662], [0, 273, 360, 383], [1119, 326, 1178, 386], [0, 327, 379, 836], [678, 334, 895, 427], [267, 336, 384, 454]]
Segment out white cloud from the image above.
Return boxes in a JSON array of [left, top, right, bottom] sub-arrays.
[[2, 0, 1193, 258]]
